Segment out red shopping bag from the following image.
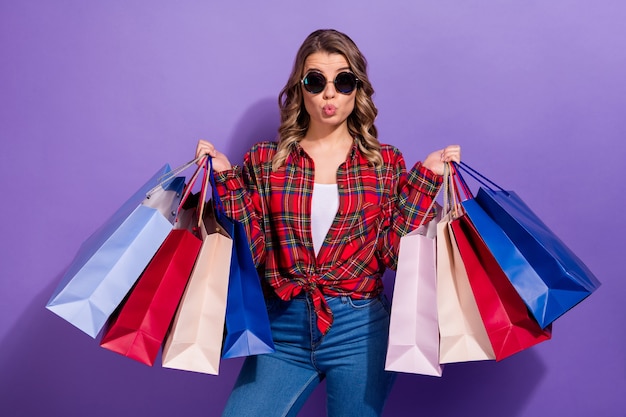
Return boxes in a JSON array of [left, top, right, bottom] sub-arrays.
[[99, 226, 201, 365], [450, 214, 552, 361]]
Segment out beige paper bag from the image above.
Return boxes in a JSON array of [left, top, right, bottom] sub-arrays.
[[436, 167, 495, 364], [162, 204, 233, 375]]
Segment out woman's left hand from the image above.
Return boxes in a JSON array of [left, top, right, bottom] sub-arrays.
[[423, 145, 462, 176]]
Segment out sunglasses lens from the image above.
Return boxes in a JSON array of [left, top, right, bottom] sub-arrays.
[[302, 72, 326, 94], [302, 71, 358, 94], [334, 72, 358, 94]]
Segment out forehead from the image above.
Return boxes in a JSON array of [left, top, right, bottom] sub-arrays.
[[303, 52, 349, 73]]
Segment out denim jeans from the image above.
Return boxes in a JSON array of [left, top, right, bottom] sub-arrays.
[[222, 294, 396, 417]]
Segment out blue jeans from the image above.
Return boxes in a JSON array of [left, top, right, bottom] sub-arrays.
[[222, 294, 396, 417]]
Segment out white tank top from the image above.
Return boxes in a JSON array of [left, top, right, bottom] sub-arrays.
[[311, 183, 339, 255]]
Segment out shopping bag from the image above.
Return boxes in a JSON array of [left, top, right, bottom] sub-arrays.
[[461, 197, 554, 327], [162, 161, 234, 374], [205, 159, 274, 359], [46, 164, 186, 337], [437, 213, 496, 363], [436, 167, 495, 363], [99, 226, 201, 365], [219, 218, 275, 357], [456, 162, 601, 327], [450, 214, 552, 361], [385, 205, 442, 376], [99, 164, 206, 365]]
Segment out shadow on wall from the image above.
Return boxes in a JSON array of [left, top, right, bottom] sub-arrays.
[[223, 97, 281, 165], [384, 350, 547, 417]]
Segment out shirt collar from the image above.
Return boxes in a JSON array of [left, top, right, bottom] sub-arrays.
[[289, 137, 360, 162]]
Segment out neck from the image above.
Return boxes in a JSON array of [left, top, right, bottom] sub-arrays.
[[303, 123, 351, 146]]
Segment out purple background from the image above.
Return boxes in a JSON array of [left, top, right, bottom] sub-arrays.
[[1, 1, 624, 416]]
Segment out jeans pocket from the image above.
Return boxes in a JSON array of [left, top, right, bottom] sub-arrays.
[[346, 295, 391, 314], [345, 296, 378, 310]]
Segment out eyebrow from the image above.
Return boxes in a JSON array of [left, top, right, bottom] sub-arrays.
[[304, 66, 352, 74]]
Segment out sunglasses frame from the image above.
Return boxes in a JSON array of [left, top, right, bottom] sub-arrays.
[[301, 70, 360, 95]]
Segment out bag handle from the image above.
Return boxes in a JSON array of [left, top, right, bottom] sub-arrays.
[[454, 161, 510, 196], [193, 155, 228, 231], [414, 176, 444, 230], [443, 163, 450, 214], [442, 162, 462, 218], [206, 156, 226, 216], [158, 156, 203, 184], [449, 162, 473, 201], [442, 164, 449, 213], [174, 156, 207, 223], [146, 156, 204, 198], [149, 155, 225, 226], [195, 156, 211, 225]]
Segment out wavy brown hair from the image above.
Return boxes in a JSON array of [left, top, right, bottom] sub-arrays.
[[273, 29, 381, 171]]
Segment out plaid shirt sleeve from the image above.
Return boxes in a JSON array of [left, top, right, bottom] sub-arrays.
[[376, 146, 442, 271], [213, 143, 276, 267]]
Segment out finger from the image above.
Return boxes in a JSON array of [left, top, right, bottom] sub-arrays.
[[195, 148, 211, 160], [196, 143, 216, 157], [196, 140, 210, 151], [442, 145, 461, 162]]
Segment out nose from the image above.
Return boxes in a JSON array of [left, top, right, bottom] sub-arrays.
[[322, 81, 336, 99]]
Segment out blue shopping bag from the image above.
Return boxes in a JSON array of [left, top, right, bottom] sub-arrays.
[[206, 158, 274, 359], [46, 164, 188, 337], [220, 216, 275, 358], [455, 162, 601, 327]]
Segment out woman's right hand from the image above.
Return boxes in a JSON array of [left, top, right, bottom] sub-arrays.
[[195, 139, 232, 172]]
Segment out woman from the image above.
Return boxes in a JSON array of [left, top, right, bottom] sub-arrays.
[[196, 29, 461, 417]]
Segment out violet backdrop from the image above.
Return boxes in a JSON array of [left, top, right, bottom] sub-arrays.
[[1, 1, 624, 416]]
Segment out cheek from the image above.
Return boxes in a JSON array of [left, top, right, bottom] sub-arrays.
[[302, 94, 317, 116], [343, 95, 356, 115]]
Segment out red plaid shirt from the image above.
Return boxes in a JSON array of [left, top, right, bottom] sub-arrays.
[[215, 140, 442, 334]]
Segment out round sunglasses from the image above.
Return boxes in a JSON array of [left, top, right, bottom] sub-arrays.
[[301, 71, 360, 95]]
